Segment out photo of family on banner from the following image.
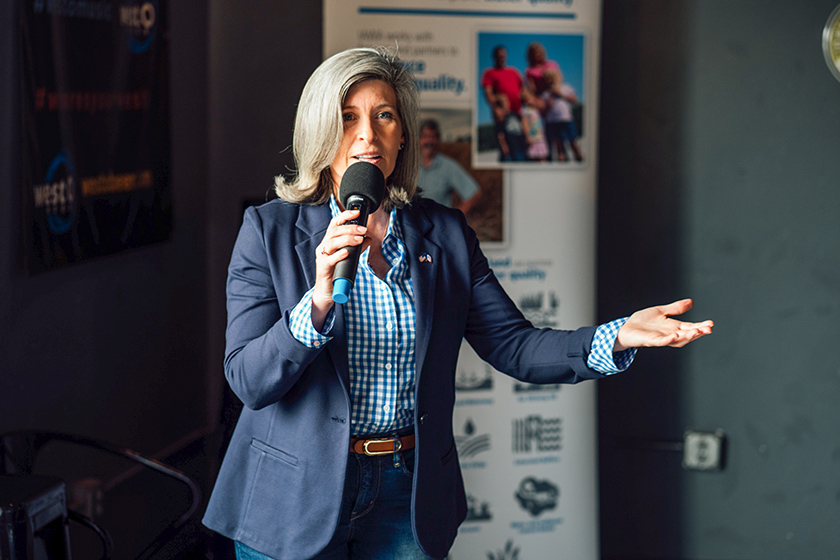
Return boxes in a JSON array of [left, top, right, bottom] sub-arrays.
[[474, 31, 587, 169]]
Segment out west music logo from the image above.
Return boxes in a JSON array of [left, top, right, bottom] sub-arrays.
[[33, 150, 77, 234], [119, 1, 157, 53]]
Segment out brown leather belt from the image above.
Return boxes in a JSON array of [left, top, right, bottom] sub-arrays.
[[350, 434, 415, 456]]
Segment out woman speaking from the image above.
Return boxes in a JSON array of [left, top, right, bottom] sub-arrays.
[[202, 47, 713, 560]]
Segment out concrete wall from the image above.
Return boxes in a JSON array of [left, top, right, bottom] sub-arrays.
[[598, 1, 840, 558]]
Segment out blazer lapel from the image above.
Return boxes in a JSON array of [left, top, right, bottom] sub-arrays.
[[293, 204, 351, 393], [294, 204, 329, 288], [400, 205, 440, 382]]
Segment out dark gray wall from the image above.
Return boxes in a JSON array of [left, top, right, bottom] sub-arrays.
[[0, 2, 209, 456], [204, 0, 323, 435], [598, 1, 840, 558]]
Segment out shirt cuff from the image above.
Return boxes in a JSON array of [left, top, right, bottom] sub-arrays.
[[288, 288, 335, 348], [587, 317, 637, 375]]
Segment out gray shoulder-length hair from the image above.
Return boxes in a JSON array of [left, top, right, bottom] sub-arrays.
[[274, 47, 419, 211]]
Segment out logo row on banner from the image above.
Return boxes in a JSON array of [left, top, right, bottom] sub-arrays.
[[454, 379, 566, 519]]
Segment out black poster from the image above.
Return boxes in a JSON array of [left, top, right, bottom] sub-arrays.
[[20, 0, 170, 273]]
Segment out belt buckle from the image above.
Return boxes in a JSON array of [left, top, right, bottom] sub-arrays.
[[363, 437, 402, 456]]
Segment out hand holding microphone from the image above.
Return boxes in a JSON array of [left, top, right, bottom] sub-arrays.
[[330, 162, 385, 304]]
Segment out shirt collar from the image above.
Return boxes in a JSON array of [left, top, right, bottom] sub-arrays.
[[329, 195, 406, 279]]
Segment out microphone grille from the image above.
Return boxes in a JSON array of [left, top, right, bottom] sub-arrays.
[[338, 162, 386, 211]]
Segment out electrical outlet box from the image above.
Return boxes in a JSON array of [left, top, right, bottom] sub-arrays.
[[682, 429, 725, 471]]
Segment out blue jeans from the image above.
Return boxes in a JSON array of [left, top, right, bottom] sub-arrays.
[[235, 447, 430, 560]]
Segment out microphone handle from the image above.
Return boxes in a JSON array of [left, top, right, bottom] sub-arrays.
[[332, 197, 370, 304]]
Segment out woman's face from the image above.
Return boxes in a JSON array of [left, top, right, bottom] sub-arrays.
[[330, 79, 404, 195]]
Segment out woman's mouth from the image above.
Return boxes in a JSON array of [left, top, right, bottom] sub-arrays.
[[353, 154, 382, 163]]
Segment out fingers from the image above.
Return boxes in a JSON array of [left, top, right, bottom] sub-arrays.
[[660, 298, 694, 317], [311, 211, 362, 315], [675, 319, 714, 331], [669, 323, 714, 347], [660, 300, 714, 344], [690, 320, 715, 331], [316, 210, 367, 262], [316, 245, 350, 267], [313, 210, 368, 301], [619, 299, 713, 350], [317, 231, 366, 260]]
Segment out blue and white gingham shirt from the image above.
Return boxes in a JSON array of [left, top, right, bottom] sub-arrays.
[[289, 197, 635, 436]]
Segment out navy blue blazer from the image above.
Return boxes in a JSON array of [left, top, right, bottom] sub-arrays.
[[202, 197, 603, 560]]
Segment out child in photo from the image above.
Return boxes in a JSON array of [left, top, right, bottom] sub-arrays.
[[520, 90, 549, 162], [541, 68, 584, 162]]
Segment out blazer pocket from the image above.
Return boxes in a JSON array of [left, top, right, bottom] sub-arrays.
[[250, 437, 299, 467]]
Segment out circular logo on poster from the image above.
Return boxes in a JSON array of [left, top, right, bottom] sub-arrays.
[[120, 1, 157, 54], [35, 149, 77, 235], [823, 4, 840, 82]]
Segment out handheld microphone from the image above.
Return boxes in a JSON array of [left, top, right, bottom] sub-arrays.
[[331, 162, 385, 304]]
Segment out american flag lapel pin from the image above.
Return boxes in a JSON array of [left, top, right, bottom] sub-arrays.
[[419, 253, 433, 263]]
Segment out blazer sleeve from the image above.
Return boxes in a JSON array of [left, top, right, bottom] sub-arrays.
[[223, 205, 323, 410], [458, 212, 603, 384]]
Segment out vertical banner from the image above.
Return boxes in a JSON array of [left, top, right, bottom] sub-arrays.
[[324, 1, 601, 558], [20, 0, 170, 273]]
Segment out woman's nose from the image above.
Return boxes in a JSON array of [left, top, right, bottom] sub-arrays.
[[356, 117, 376, 142]]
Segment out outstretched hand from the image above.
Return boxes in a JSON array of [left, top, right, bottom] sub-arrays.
[[614, 299, 713, 352]]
